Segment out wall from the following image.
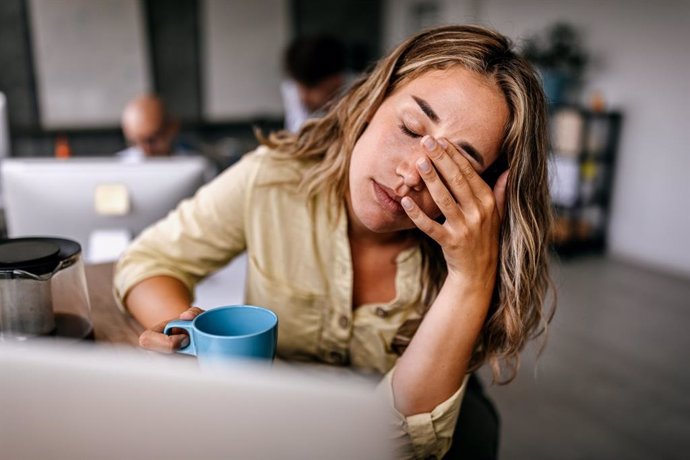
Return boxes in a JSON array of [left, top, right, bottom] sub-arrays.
[[481, 0, 690, 277], [201, 0, 289, 121], [384, 0, 690, 277], [28, 0, 151, 128]]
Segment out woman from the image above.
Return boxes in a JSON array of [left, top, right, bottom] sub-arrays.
[[115, 24, 554, 459]]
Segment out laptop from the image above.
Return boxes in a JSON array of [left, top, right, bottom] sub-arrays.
[[0, 341, 392, 459]]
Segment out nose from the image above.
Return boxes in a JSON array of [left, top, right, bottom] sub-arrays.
[[395, 156, 425, 194]]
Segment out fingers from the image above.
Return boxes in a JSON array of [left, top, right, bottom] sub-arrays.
[[138, 306, 203, 353], [493, 170, 510, 221], [436, 138, 495, 207], [422, 136, 476, 210], [139, 329, 189, 353], [179, 306, 204, 320], [401, 196, 446, 243], [415, 143, 464, 224]]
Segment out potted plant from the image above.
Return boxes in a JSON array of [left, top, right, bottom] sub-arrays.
[[522, 22, 589, 105]]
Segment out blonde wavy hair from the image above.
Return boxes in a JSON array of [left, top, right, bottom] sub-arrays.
[[262, 24, 554, 383]]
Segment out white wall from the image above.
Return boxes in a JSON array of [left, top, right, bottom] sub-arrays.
[[28, 0, 150, 128], [481, 0, 690, 277], [201, 0, 289, 121], [385, 0, 690, 277]]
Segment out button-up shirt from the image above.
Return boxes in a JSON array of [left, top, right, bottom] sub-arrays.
[[114, 146, 465, 458]]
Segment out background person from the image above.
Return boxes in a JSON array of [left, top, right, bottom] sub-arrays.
[[117, 94, 193, 160], [281, 34, 349, 132], [115, 25, 554, 459]]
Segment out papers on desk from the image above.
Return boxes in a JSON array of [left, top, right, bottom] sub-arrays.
[[87, 228, 132, 264]]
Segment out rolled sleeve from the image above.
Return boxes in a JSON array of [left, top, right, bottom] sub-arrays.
[[376, 367, 468, 459], [113, 150, 265, 311]]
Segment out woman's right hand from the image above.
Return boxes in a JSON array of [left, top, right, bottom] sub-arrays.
[[138, 306, 205, 353]]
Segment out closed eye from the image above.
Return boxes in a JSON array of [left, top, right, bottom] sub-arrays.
[[399, 123, 421, 138]]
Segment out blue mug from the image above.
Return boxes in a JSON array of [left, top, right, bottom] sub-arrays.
[[164, 305, 278, 368]]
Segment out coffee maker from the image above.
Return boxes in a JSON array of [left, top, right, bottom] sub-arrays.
[[0, 237, 93, 341]]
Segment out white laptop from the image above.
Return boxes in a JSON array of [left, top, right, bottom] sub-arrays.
[[0, 341, 392, 459]]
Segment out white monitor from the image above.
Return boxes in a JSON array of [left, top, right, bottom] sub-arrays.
[[0, 92, 9, 159], [0, 92, 10, 210], [1, 157, 208, 262], [0, 341, 391, 459]]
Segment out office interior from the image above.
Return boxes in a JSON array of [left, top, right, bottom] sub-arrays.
[[1, 0, 688, 458]]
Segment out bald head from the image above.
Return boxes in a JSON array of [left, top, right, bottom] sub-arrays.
[[121, 95, 178, 156]]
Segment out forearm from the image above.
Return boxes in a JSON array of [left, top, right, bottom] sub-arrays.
[[124, 275, 193, 329], [392, 274, 493, 416]]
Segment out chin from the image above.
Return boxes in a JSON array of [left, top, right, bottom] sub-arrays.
[[357, 209, 414, 233]]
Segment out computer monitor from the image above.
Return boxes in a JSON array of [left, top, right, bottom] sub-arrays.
[[0, 92, 10, 211], [1, 156, 208, 262], [0, 341, 391, 459], [0, 92, 9, 159]]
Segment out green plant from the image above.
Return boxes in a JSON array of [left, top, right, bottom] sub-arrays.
[[522, 22, 589, 81]]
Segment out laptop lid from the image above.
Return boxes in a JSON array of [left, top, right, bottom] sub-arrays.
[[0, 341, 392, 459]]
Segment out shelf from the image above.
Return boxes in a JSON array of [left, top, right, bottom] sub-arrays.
[[548, 105, 621, 256]]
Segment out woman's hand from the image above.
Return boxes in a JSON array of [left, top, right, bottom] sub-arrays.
[[401, 135, 509, 286], [138, 306, 205, 353]]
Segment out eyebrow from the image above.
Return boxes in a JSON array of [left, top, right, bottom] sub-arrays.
[[412, 95, 485, 167]]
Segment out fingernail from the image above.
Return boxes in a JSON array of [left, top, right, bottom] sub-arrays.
[[401, 197, 414, 210], [180, 336, 190, 348], [417, 158, 431, 173], [422, 135, 436, 151], [438, 138, 449, 149]]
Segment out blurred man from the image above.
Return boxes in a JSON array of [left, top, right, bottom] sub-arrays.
[[117, 95, 191, 160], [281, 35, 348, 132]]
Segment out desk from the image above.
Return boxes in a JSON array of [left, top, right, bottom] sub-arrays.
[[84, 254, 247, 346], [85, 262, 143, 346], [83, 262, 376, 382]]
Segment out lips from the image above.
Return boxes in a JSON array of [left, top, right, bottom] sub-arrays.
[[372, 180, 405, 214]]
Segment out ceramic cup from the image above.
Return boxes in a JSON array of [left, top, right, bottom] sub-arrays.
[[164, 305, 278, 368]]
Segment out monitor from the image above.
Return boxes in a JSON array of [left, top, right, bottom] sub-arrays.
[[0, 92, 9, 159], [1, 157, 208, 263], [0, 92, 10, 211], [0, 340, 392, 459]]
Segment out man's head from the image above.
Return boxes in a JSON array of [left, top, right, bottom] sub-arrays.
[[285, 35, 347, 113], [121, 95, 178, 157]]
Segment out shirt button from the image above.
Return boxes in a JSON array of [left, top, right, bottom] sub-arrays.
[[375, 307, 388, 318], [338, 315, 349, 328]]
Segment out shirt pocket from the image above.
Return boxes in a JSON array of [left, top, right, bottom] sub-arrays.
[[246, 255, 325, 360]]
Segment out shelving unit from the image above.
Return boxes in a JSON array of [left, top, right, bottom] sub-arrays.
[[548, 105, 622, 256]]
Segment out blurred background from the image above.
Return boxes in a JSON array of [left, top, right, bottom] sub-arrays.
[[0, 0, 688, 458]]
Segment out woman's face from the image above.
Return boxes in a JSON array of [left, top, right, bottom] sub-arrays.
[[347, 66, 509, 236]]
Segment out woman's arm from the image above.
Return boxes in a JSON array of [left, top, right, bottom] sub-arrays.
[[114, 152, 265, 350], [125, 275, 207, 352], [393, 135, 508, 416], [125, 275, 193, 329]]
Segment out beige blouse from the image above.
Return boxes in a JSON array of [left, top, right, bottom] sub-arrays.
[[114, 146, 466, 459]]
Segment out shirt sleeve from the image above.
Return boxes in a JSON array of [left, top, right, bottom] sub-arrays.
[[113, 151, 265, 311], [376, 366, 468, 459]]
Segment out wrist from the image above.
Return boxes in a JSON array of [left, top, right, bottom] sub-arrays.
[[445, 265, 497, 292]]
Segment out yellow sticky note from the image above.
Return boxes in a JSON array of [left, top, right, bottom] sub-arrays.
[[94, 183, 130, 216]]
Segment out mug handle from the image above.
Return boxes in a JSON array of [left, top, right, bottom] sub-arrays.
[[163, 320, 196, 356]]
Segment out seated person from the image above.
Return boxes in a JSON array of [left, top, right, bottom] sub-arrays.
[[281, 34, 349, 132], [117, 94, 194, 160], [116, 25, 555, 459]]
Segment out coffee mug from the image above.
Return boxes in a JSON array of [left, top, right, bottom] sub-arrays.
[[164, 305, 278, 368]]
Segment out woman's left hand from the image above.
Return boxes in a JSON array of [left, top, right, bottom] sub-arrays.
[[401, 135, 509, 286]]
